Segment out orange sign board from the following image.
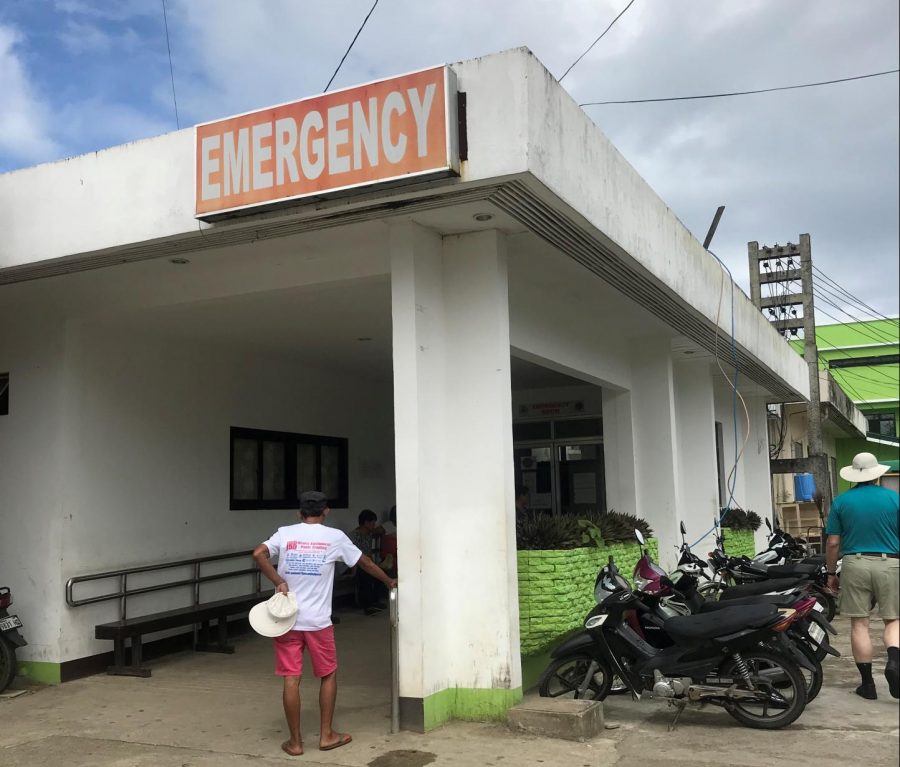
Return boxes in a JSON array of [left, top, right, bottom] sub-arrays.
[[195, 66, 458, 218]]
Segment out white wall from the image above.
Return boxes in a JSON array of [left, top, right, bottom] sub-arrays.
[[0, 317, 66, 663], [2, 317, 394, 664]]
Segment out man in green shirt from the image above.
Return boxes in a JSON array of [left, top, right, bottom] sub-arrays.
[[825, 452, 899, 700]]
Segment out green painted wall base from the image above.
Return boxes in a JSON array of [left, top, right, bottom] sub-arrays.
[[722, 529, 757, 559], [423, 686, 523, 730], [521, 646, 554, 692], [16, 660, 61, 685]]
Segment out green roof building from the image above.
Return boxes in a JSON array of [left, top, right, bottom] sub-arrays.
[[796, 319, 899, 492]]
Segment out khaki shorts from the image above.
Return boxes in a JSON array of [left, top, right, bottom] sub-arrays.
[[840, 554, 900, 620]]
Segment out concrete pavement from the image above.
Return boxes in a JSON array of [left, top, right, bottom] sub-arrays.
[[1, 611, 897, 766]]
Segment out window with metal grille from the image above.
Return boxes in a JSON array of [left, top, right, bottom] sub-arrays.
[[230, 426, 348, 510]]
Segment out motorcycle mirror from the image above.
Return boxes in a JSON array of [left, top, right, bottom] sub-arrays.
[[765, 517, 772, 532], [679, 521, 687, 536], [634, 528, 646, 546]]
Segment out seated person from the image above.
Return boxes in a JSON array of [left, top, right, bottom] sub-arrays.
[[349, 509, 387, 615], [380, 506, 397, 578], [515, 485, 530, 515]]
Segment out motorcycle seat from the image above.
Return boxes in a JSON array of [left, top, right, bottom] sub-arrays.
[[765, 563, 819, 577], [663, 604, 777, 643], [720, 577, 808, 599], [801, 555, 825, 565], [699, 594, 797, 611]]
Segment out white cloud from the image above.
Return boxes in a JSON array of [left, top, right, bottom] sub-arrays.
[[0, 25, 60, 166], [53, 0, 156, 22], [59, 20, 112, 54], [58, 20, 142, 55]]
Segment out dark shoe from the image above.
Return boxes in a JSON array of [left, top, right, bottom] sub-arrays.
[[885, 660, 900, 699], [855, 682, 877, 700]]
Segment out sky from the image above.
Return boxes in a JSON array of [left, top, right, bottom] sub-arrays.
[[1, 0, 898, 320]]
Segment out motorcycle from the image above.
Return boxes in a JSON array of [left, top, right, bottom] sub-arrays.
[[708, 520, 838, 622], [0, 586, 27, 693], [539, 556, 810, 729], [628, 526, 837, 702]]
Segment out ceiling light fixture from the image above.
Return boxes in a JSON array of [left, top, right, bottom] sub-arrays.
[[169, 257, 190, 265], [473, 213, 494, 222]]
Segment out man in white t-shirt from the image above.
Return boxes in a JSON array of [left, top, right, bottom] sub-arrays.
[[253, 490, 397, 757]]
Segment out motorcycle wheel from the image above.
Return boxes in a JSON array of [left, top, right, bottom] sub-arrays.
[[0, 637, 16, 693], [786, 640, 823, 703], [719, 649, 808, 729], [538, 654, 613, 701], [814, 592, 836, 622]]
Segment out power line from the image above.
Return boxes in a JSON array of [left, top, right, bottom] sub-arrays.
[[323, 0, 380, 93], [559, 0, 636, 84], [161, 0, 179, 129], [813, 266, 899, 326], [579, 68, 899, 106], [764, 273, 899, 346], [813, 288, 900, 346]]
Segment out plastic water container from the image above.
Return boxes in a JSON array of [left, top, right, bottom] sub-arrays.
[[794, 473, 816, 502]]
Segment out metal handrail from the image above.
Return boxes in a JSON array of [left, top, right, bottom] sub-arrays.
[[66, 549, 263, 620], [389, 587, 400, 733]]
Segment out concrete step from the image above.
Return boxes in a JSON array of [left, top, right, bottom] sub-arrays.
[[507, 694, 604, 741]]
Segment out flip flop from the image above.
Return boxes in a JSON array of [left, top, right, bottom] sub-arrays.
[[319, 733, 352, 751], [281, 740, 303, 756]]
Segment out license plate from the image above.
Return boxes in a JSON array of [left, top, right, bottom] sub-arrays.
[[0, 615, 22, 631], [813, 602, 824, 613]]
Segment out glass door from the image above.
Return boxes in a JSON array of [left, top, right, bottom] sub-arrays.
[[514, 445, 555, 514], [557, 442, 605, 516]]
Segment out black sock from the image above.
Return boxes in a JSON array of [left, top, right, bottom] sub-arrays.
[[888, 647, 899, 665], [857, 662, 874, 685]]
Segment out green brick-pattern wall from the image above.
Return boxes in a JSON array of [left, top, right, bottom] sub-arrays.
[[722, 529, 756, 559], [517, 539, 657, 656]]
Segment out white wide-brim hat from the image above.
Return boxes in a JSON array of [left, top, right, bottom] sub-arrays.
[[249, 591, 298, 637], [839, 452, 889, 484]]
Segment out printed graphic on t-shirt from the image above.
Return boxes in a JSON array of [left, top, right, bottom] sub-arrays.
[[283, 540, 329, 577]]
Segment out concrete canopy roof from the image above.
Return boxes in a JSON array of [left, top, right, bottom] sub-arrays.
[[0, 48, 808, 402]]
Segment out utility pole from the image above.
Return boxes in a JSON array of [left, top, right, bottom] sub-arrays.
[[748, 234, 831, 519]]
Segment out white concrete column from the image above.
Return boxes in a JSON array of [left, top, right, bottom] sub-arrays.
[[391, 222, 520, 731], [742, 396, 776, 552], [673, 361, 720, 546], [629, 340, 683, 568], [601, 388, 637, 518]]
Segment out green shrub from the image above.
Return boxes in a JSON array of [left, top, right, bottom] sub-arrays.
[[515, 512, 582, 550], [581, 509, 654, 544], [720, 508, 761, 532], [515, 509, 653, 550]]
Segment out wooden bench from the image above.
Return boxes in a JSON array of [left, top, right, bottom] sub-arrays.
[[95, 590, 273, 677]]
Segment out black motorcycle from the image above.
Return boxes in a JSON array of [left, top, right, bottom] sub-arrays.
[[0, 586, 27, 692], [539, 559, 810, 729]]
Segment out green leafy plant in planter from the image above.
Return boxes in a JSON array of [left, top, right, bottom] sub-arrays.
[[720, 508, 761, 532], [516, 512, 582, 551], [581, 509, 654, 544], [516, 510, 653, 550]]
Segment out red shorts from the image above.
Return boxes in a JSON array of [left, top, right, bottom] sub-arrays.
[[273, 626, 337, 678]]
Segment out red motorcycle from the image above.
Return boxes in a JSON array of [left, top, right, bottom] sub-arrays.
[[0, 586, 27, 692]]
